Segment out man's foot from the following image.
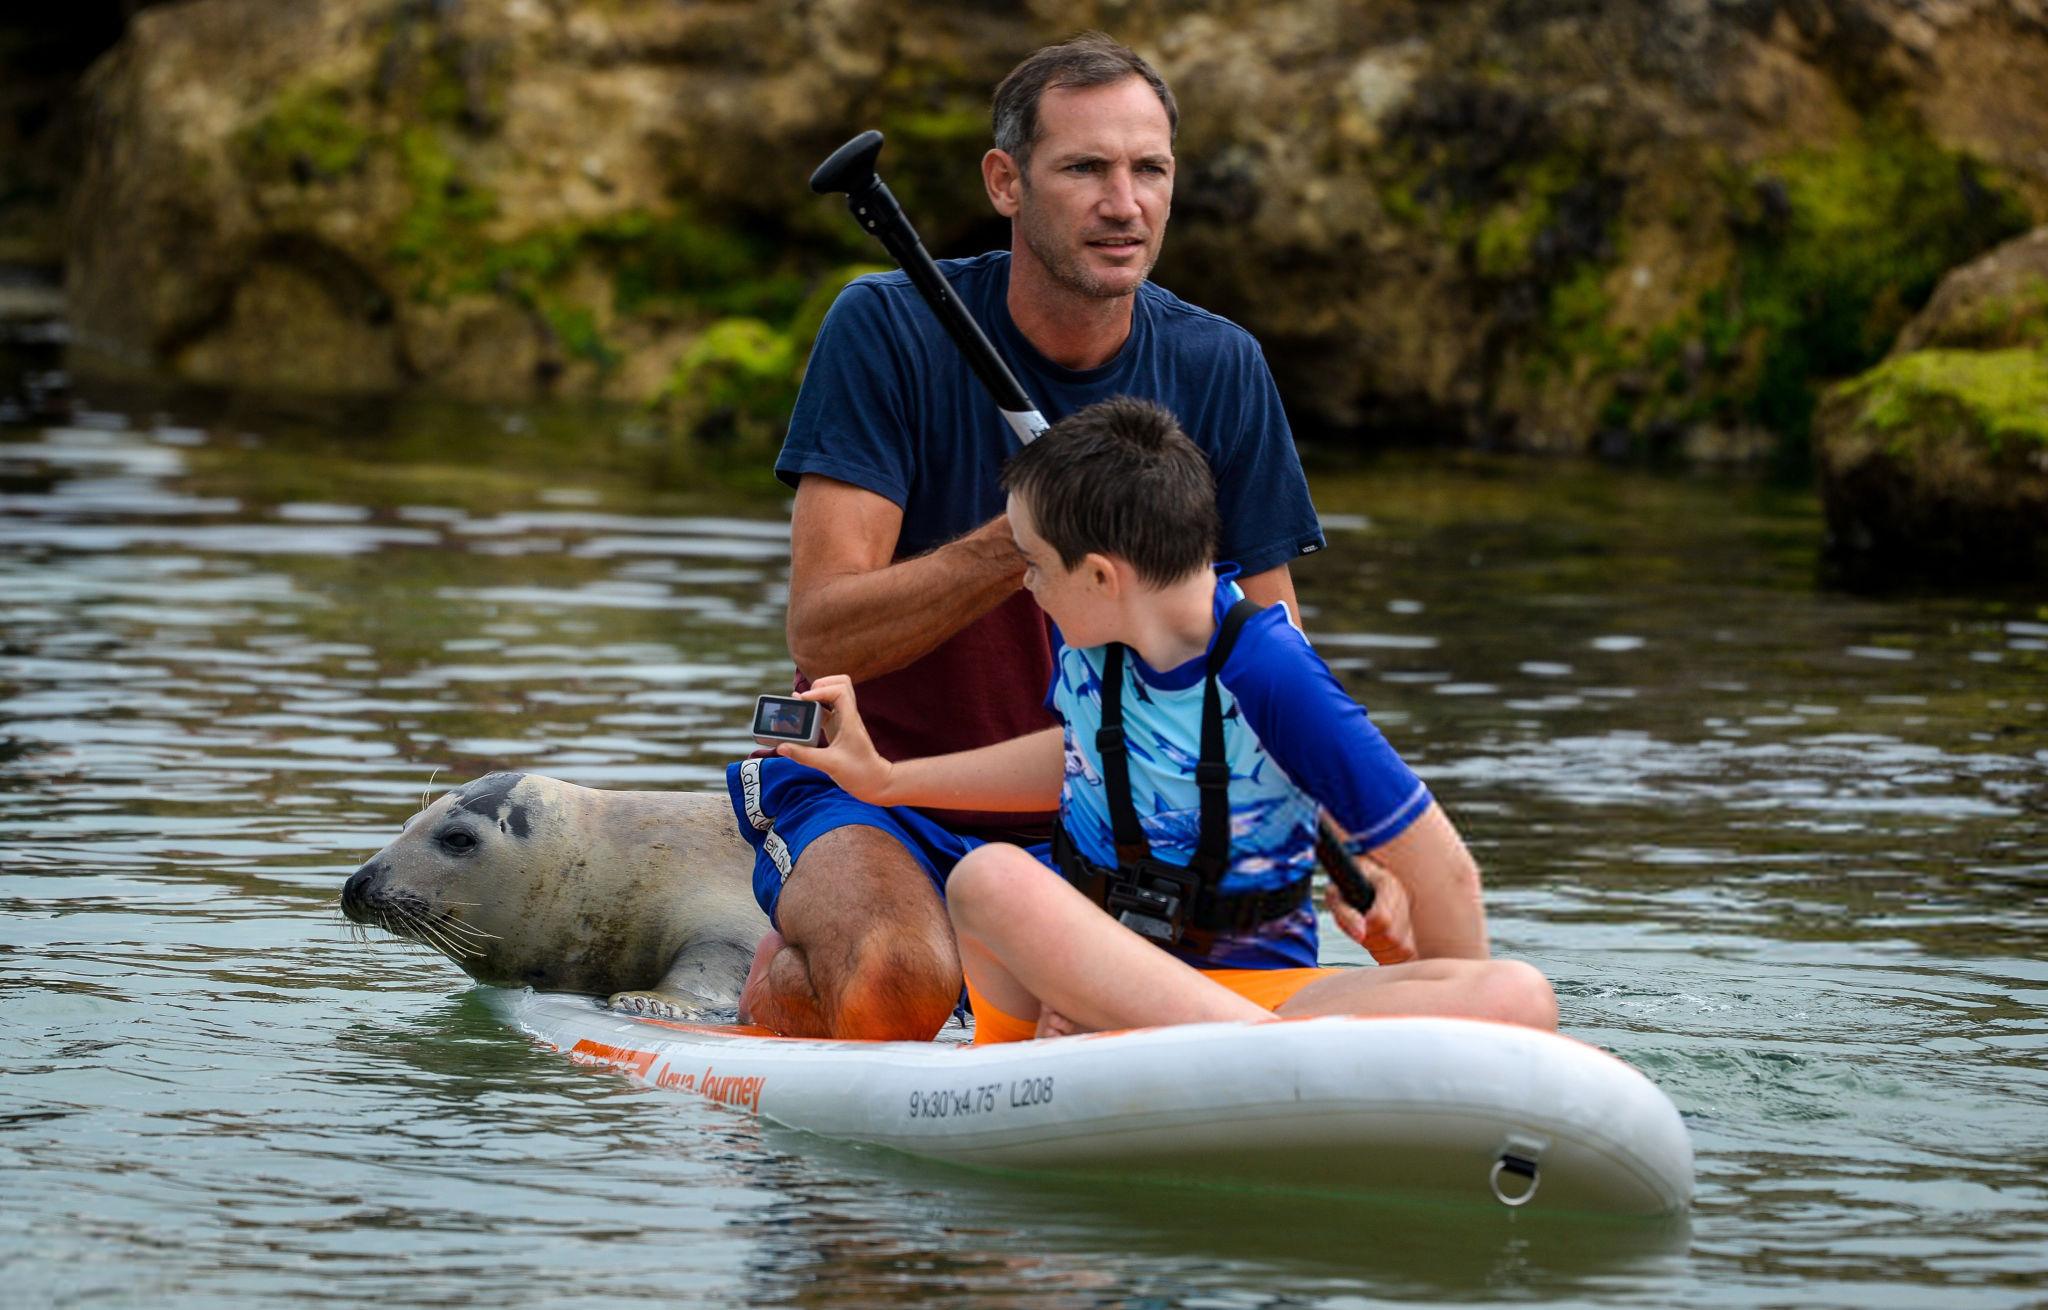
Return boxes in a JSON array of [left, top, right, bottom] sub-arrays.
[[737, 928, 785, 1024]]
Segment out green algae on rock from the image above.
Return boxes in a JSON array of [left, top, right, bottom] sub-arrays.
[[652, 263, 884, 448], [1837, 348, 2048, 456]]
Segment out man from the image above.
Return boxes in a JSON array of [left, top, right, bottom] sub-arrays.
[[728, 33, 1377, 1040]]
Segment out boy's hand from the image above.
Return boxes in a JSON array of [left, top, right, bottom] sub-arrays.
[[775, 675, 896, 803], [1324, 853, 1417, 965]]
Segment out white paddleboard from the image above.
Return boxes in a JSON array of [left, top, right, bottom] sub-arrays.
[[484, 990, 1692, 1215]]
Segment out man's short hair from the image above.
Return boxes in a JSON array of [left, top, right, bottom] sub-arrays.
[[991, 32, 1179, 174], [1002, 396, 1217, 588]]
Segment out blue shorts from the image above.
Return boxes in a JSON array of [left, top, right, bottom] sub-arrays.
[[725, 756, 1052, 925]]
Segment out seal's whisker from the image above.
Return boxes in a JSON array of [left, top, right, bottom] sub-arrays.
[[420, 912, 491, 959], [412, 917, 471, 962]]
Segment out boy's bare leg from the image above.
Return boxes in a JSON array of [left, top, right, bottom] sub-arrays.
[[738, 824, 961, 1040], [948, 842, 1556, 1034], [1275, 958, 1558, 1029], [947, 845, 1268, 1033]]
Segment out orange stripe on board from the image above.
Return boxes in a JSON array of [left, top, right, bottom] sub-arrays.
[[569, 1039, 657, 1077]]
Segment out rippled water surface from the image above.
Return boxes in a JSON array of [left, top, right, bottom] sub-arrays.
[[2, 374, 2045, 1308]]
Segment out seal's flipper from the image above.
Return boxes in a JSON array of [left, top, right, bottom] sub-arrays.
[[608, 990, 714, 1021]]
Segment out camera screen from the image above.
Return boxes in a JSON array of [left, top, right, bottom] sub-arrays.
[[753, 697, 817, 739]]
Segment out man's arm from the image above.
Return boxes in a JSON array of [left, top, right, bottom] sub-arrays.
[[1237, 564, 1299, 628], [785, 474, 1026, 683]]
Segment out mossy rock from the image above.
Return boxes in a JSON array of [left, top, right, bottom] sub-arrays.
[[651, 264, 884, 445], [1893, 227, 2048, 355], [237, 84, 370, 183], [1814, 347, 2048, 583]]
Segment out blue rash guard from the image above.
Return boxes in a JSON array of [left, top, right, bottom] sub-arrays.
[[1049, 571, 1435, 969]]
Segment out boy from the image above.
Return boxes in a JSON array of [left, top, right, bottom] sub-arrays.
[[755, 396, 1555, 1041]]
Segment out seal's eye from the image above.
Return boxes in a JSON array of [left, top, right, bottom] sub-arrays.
[[438, 828, 478, 855]]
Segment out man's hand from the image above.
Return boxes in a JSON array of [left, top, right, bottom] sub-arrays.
[[1324, 851, 1417, 965]]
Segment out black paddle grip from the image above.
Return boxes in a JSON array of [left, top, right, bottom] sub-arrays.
[[1316, 816, 1378, 916], [808, 131, 1043, 426]]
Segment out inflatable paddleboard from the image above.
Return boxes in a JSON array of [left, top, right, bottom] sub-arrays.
[[485, 990, 1692, 1215]]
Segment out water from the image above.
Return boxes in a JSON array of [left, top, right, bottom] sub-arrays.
[[2, 371, 2044, 1307]]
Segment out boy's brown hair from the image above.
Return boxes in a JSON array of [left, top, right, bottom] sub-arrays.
[[1001, 395, 1217, 588]]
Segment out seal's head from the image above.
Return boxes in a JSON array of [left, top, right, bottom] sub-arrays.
[[343, 771, 762, 998], [342, 771, 535, 978]]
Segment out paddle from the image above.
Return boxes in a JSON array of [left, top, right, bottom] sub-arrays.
[[807, 129, 1376, 919], [809, 131, 1048, 444]]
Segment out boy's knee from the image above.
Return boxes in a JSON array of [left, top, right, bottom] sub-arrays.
[[944, 845, 1025, 932], [1485, 959, 1557, 1031]]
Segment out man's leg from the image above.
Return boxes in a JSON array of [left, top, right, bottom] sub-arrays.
[[740, 823, 961, 1040]]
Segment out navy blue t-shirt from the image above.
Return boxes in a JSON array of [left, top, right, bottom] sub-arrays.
[[776, 251, 1325, 833], [781, 250, 1323, 565]]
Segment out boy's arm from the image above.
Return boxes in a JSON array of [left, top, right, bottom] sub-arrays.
[[1354, 804, 1488, 960], [776, 675, 1065, 812], [1223, 613, 1488, 960]]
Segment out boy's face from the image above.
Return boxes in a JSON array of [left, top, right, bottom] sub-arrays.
[[1008, 492, 1113, 643]]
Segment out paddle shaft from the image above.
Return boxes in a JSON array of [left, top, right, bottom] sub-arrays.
[[806, 129, 1373, 917], [810, 130, 1047, 444]]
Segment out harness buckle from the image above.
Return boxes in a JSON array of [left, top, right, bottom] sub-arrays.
[[1103, 859, 1198, 946]]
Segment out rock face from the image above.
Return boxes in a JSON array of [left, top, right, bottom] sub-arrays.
[[1814, 225, 2048, 582], [61, 0, 2048, 452]]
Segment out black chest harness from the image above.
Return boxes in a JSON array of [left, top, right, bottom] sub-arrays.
[[1051, 598, 1311, 951]]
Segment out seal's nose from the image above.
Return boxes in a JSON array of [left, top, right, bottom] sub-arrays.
[[340, 860, 385, 920]]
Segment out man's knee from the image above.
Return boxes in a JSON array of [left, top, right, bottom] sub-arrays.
[[779, 823, 945, 936], [774, 823, 961, 1039], [833, 932, 961, 1039]]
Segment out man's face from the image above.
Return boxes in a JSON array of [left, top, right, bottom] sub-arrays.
[[1009, 77, 1175, 301]]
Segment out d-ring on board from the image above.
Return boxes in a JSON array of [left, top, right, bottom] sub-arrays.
[[1490, 1134, 1548, 1206]]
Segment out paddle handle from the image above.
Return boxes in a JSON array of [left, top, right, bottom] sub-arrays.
[[810, 131, 1049, 443], [1315, 816, 1377, 915]]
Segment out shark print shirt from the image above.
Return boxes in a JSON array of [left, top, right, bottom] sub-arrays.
[[1047, 570, 1434, 969]]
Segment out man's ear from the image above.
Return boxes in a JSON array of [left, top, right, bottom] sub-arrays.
[[983, 148, 1022, 218]]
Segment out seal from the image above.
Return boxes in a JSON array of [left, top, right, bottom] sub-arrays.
[[342, 772, 768, 1018]]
